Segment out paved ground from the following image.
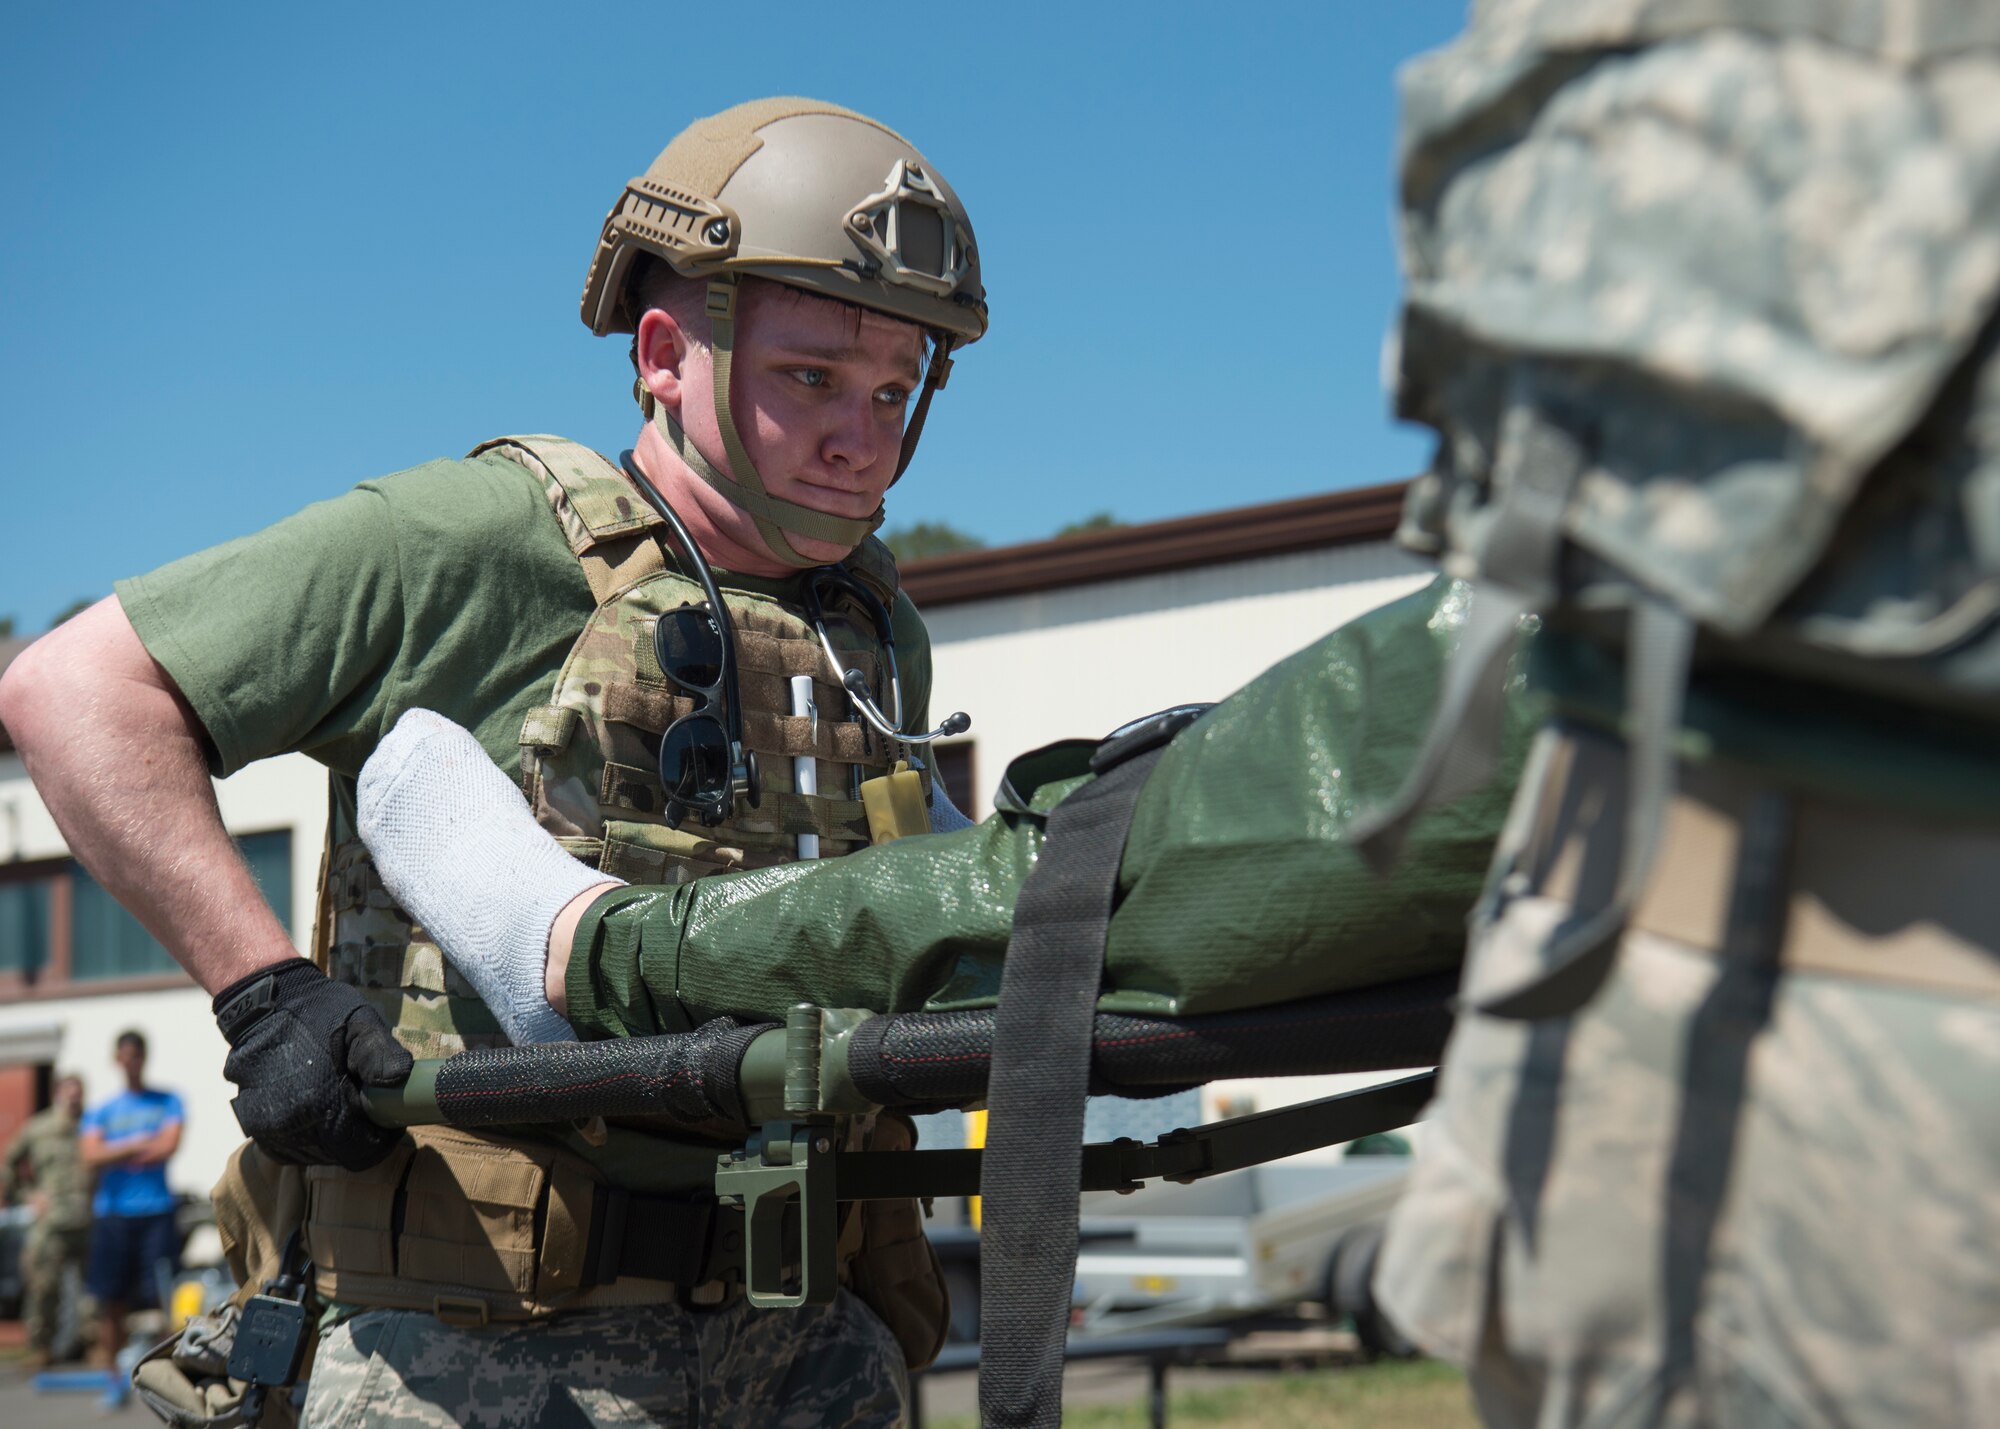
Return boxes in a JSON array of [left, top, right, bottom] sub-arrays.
[[914, 1327, 1362, 1422], [0, 1328, 1360, 1425], [916, 1357, 1285, 1422], [1, 1362, 144, 1425]]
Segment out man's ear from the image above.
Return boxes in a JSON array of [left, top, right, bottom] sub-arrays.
[[636, 308, 692, 418]]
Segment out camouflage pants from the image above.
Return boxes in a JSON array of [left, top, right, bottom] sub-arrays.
[[299, 1289, 907, 1428], [1378, 741, 2000, 1427], [20, 1221, 89, 1355]]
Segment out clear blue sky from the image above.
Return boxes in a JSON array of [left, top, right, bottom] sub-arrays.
[[0, 2, 1466, 633]]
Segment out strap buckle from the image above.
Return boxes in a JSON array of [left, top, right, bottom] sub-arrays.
[[432, 1295, 490, 1329]]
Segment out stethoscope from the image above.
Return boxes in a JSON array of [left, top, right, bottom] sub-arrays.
[[801, 563, 970, 746]]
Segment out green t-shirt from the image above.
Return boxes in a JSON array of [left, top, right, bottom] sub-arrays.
[[117, 450, 933, 827]]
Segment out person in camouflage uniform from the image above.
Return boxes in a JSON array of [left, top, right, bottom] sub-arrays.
[[0, 98, 984, 1428], [306, 1295, 905, 1429], [1370, 4, 2000, 1426], [1, 1075, 90, 1368]]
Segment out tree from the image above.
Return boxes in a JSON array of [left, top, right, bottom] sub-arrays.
[[1054, 511, 1122, 539], [49, 598, 96, 629], [0, 615, 14, 638], [884, 522, 986, 563]]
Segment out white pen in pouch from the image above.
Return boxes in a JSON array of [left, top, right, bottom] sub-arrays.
[[790, 674, 819, 859]]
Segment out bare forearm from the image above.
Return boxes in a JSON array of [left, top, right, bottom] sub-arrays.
[[124, 1125, 183, 1166], [79, 1136, 124, 1168], [0, 598, 298, 994]]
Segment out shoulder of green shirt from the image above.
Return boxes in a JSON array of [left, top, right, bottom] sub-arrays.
[[117, 449, 583, 778]]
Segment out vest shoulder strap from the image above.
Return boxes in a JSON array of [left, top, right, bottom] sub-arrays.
[[846, 535, 903, 611], [471, 435, 669, 604]]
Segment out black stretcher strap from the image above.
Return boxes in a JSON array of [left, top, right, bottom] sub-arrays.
[[978, 708, 1200, 1429], [579, 1188, 745, 1289]]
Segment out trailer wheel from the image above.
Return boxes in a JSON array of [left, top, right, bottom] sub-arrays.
[[1324, 1224, 1416, 1361], [942, 1261, 981, 1344]]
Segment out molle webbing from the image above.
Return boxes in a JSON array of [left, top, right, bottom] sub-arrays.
[[301, 1124, 739, 1322], [320, 839, 509, 1060], [488, 434, 908, 883], [470, 435, 670, 603]]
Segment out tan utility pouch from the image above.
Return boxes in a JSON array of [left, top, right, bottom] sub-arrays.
[[302, 1125, 684, 1324], [133, 1139, 316, 1429], [842, 1111, 951, 1371]]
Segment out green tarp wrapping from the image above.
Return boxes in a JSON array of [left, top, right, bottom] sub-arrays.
[[565, 576, 1543, 1040]]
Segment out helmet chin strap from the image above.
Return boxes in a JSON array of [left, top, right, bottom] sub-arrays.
[[650, 277, 884, 569], [891, 336, 955, 487]]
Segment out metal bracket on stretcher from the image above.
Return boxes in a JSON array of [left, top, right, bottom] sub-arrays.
[[711, 1069, 1435, 1307]]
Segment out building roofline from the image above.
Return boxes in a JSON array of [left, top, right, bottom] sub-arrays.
[[0, 637, 29, 755], [898, 479, 1411, 609], [0, 483, 1415, 751]]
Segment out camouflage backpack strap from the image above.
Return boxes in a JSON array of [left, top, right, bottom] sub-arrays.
[[1351, 394, 1695, 1022], [471, 435, 669, 603]]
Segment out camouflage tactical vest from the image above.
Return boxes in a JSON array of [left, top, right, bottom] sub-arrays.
[[315, 435, 915, 1058]]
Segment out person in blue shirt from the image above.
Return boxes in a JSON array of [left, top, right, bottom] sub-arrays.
[[79, 1029, 184, 1396]]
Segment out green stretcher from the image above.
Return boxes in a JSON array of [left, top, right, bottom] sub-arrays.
[[363, 575, 1541, 1311]]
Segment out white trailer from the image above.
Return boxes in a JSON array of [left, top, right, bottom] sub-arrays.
[[1070, 1156, 1413, 1354]]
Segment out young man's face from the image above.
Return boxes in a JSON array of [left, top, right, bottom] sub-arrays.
[[676, 283, 926, 565], [115, 1039, 145, 1082]]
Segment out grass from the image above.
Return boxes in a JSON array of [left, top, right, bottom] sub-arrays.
[[924, 1358, 1480, 1429]]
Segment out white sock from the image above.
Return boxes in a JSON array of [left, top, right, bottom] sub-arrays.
[[357, 709, 622, 1046]]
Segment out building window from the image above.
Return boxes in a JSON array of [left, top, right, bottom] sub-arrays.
[[932, 741, 977, 816], [0, 878, 49, 977], [5, 830, 292, 988], [238, 830, 294, 937], [70, 863, 179, 981]]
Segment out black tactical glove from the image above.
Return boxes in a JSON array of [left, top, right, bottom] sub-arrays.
[[213, 959, 414, 1171]]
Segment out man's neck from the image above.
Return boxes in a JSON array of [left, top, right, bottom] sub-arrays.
[[629, 424, 794, 579]]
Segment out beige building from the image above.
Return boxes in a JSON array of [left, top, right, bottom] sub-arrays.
[[0, 480, 1432, 1195], [0, 688, 326, 1198], [904, 482, 1428, 817]]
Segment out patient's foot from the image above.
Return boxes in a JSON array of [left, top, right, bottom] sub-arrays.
[[357, 709, 622, 1045]]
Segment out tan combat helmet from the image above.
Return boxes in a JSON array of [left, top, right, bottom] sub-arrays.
[[582, 98, 988, 567]]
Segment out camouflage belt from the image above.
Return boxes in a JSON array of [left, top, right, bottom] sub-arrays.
[[1530, 729, 2000, 1002]]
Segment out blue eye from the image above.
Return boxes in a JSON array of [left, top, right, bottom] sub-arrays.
[[792, 368, 828, 388]]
